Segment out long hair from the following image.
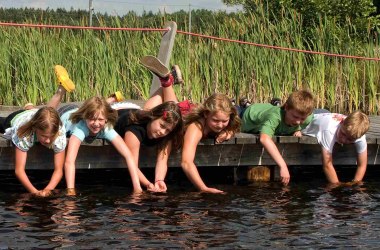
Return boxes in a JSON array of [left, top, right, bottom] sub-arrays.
[[184, 93, 241, 136], [17, 107, 62, 144], [70, 96, 118, 128], [129, 101, 183, 150]]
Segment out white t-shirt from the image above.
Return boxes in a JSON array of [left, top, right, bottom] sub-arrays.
[[301, 113, 367, 154], [4, 109, 67, 152]]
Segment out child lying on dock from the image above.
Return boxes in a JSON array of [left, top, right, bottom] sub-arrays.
[[181, 93, 241, 193], [241, 90, 315, 185], [138, 56, 241, 193], [111, 56, 238, 193], [301, 111, 370, 185], [0, 65, 74, 196], [109, 55, 184, 192], [61, 96, 143, 195]]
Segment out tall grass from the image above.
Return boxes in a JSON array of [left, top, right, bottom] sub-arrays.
[[0, 5, 379, 114]]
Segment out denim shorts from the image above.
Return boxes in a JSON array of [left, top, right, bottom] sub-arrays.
[[58, 104, 79, 117]]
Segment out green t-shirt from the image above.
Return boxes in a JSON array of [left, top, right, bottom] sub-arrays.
[[241, 103, 313, 137]]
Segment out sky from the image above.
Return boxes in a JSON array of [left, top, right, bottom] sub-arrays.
[[0, 0, 243, 16]]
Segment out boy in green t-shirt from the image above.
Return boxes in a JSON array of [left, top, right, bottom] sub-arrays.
[[241, 90, 315, 185]]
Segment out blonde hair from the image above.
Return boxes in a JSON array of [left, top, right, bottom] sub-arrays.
[[17, 107, 61, 144], [285, 90, 314, 115], [70, 96, 117, 128], [184, 93, 241, 135], [343, 110, 369, 139]]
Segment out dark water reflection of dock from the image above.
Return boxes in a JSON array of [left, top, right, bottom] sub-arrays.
[[0, 169, 379, 248]]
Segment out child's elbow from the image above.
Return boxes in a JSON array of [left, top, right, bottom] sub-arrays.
[[64, 159, 75, 169], [14, 168, 23, 178], [181, 160, 191, 172], [54, 168, 64, 178], [322, 163, 334, 172], [259, 134, 271, 144]]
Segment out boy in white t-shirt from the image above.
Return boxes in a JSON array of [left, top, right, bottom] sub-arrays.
[[301, 111, 370, 184]]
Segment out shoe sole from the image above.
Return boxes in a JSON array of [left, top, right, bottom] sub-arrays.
[[140, 56, 170, 78], [54, 65, 75, 92]]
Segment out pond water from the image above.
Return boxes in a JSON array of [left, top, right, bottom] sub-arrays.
[[0, 167, 380, 249]]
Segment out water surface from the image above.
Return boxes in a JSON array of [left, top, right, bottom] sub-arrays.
[[0, 168, 379, 249]]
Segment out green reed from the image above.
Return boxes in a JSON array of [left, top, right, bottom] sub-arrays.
[[0, 6, 379, 115]]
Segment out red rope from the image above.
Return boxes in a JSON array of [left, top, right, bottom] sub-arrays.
[[0, 22, 379, 61], [178, 30, 380, 62], [0, 22, 166, 32]]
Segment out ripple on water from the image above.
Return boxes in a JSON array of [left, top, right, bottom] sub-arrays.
[[0, 174, 380, 248]]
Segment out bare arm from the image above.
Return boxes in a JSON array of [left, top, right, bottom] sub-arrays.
[[44, 150, 65, 191], [154, 142, 172, 192], [14, 148, 38, 194], [123, 131, 154, 190], [111, 135, 143, 193], [260, 133, 290, 185], [64, 135, 81, 190], [321, 147, 339, 183], [353, 149, 367, 182], [181, 123, 223, 193]]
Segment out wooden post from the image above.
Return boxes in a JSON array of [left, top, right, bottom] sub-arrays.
[[149, 21, 178, 96], [89, 0, 93, 27]]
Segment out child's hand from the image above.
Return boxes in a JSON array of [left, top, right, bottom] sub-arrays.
[[133, 187, 144, 194], [154, 180, 167, 192], [216, 130, 233, 144], [293, 131, 302, 137], [344, 180, 363, 186], [146, 183, 159, 192], [325, 182, 342, 191], [201, 187, 225, 194], [35, 189, 52, 197], [280, 167, 290, 185]]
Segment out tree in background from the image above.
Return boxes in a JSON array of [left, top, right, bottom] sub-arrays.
[[223, 0, 380, 36]]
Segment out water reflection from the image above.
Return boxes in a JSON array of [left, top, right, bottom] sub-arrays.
[[0, 173, 380, 248]]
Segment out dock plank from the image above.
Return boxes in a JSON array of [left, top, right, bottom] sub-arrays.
[[1, 105, 380, 170], [1, 133, 380, 169]]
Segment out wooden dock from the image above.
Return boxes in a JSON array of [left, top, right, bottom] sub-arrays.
[[1, 104, 380, 174], [1, 21, 379, 182]]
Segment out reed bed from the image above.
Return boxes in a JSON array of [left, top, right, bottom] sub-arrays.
[[0, 8, 379, 114]]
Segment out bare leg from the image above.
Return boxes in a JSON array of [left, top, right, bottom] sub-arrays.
[[107, 85, 178, 110], [46, 65, 75, 109], [46, 86, 67, 109], [140, 56, 182, 110], [23, 103, 35, 110], [144, 85, 178, 110], [106, 91, 124, 105], [106, 97, 115, 104]]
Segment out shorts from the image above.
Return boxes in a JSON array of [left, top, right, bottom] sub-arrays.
[[0, 109, 25, 133], [58, 104, 79, 117]]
